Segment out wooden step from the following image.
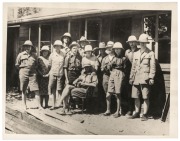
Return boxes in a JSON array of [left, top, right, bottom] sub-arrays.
[[6, 113, 41, 134], [6, 106, 72, 134], [6, 107, 67, 134]]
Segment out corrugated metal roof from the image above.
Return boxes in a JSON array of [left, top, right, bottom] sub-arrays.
[[8, 8, 127, 24]]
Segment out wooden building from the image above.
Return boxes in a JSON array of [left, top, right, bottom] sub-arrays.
[[7, 9, 171, 97]]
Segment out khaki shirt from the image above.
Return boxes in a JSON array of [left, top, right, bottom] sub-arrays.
[[49, 51, 65, 76], [64, 52, 82, 71], [101, 55, 116, 75], [75, 73, 98, 87], [15, 51, 37, 74], [130, 47, 156, 85]]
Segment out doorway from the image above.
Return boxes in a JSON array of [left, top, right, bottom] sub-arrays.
[[6, 27, 19, 91]]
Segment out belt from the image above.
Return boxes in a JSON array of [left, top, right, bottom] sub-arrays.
[[68, 68, 80, 71]]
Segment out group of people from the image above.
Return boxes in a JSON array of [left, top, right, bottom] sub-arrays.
[[15, 32, 156, 121]]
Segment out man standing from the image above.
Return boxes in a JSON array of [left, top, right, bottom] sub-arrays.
[[124, 35, 139, 116], [78, 36, 90, 57], [15, 40, 41, 110], [129, 34, 156, 121]]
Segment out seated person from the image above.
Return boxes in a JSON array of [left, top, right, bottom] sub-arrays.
[[58, 63, 98, 115]]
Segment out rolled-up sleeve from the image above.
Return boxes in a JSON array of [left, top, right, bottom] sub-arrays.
[[92, 75, 98, 86], [63, 55, 69, 68], [48, 54, 52, 67], [149, 52, 156, 79]]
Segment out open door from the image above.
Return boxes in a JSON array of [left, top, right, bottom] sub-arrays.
[[6, 27, 19, 91]]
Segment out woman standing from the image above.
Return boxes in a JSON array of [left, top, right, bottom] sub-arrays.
[[38, 46, 50, 109], [82, 45, 99, 73]]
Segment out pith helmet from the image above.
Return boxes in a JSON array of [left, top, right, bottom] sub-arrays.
[[138, 34, 149, 43], [69, 41, 80, 49], [126, 35, 138, 43], [40, 46, 50, 52], [78, 36, 90, 44], [61, 32, 72, 42], [23, 40, 33, 47], [106, 41, 114, 48], [95, 42, 106, 50], [84, 45, 93, 53], [53, 40, 63, 47], [113, 42, 124, 49]]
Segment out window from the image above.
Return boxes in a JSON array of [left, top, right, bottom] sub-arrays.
[[143, 12, 171, 64], [70, 19, 85, 41], [86, 19, 101, 48], [41, 25, 52, 50], [158, 13, 171, 63], [30, 25, 38, 52]]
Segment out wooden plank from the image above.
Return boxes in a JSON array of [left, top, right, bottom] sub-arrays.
[[161, 93, 170, 122], [5, 128, 15, 134], [6, 113, 41, 134], [6, 106, 71, 134], [43, 110, 99, 135], [164, 81, 170, 87], [163, 74, 170, 81], [26, 109, 94, 135], [8, 105, 98, 135]]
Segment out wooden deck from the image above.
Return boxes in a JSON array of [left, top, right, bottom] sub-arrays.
[[5, 106, 98, 135]]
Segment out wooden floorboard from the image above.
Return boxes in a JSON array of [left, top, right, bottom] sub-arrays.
[[5, 106, 73, 134]]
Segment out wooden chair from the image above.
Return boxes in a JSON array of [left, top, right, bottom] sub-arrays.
[[71, 86, 95, 114]]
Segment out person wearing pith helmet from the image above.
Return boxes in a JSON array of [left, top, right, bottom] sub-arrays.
[[15, 40, 41, 110], [104, 42, 126, 118], [70, 62, 98, 115], [38, 46, 51, 109], [82, 45, 99, 73], [129, 33, 156, 121], [57, 41, 82, 115], [124, 35, 139, 117], [78, 36, 90, 57], [101, 41, 115, 99], [47, 40, 65, 110], [95, 42, 107, 63], [61, 32, 72, 54]]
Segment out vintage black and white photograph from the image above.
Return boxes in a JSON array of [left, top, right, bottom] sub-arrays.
[[3, 2, 178, 138]]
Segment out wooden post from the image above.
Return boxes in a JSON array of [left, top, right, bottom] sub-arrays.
[[161, 93, 170, 122], [99, 19, 102, 42], [155, 14, 159, 59], [68, 20, 71, 33], [85, 19, 87, 38], [51, 25, 53, 53], [28, 26, 31, 40], [38, 24, 41, 57]]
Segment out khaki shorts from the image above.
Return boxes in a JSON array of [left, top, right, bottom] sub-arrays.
[[19, 73, 39, 92], [71, 88, 87, 98], [48, 74, 63, 94], [132, 84, 150, 99], [108, 70, 124, 94]]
